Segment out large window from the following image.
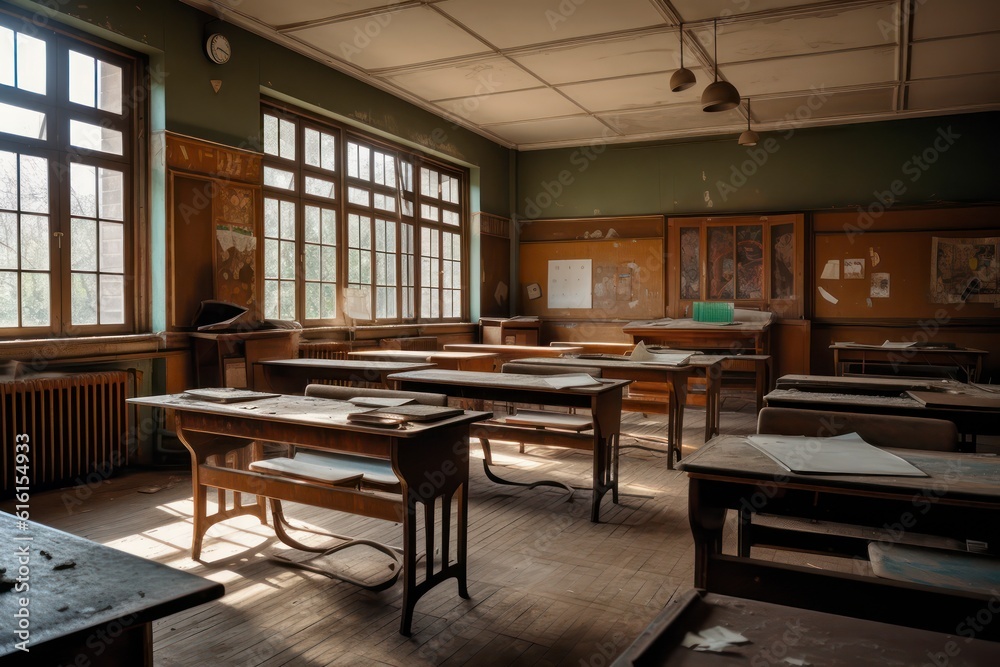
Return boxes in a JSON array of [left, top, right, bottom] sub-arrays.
[[261, 102, 466, 324], [0, 11, 141, 337]]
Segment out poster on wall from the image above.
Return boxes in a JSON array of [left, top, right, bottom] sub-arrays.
[[770, 223, 795, 300], [870, 272, 890, 298], [844, 258, 865, 279], [930, 236, 1000, 303], [707, 226, 735, 299], [548, 259, 593, 309], [215, 223, 256, 308]]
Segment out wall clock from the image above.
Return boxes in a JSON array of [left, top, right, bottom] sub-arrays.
[[205, 33, 231, 65]]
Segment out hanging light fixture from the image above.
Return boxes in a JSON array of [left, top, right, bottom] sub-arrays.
[[670, 23, 696, 92], [702, 19, 741, 112], [738, 98, 760, 146]]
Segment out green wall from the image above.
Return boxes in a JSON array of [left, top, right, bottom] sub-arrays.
[[11, 0, 512, 217], [516, 112, 1000, 220]]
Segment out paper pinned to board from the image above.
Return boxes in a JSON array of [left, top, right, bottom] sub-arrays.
[[820, 259, 840, 280], [818, 286, 838, 304]]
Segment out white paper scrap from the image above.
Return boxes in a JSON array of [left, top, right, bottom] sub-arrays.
[[818, 286, 838, 304], [681, 626, 750, 652], [784, 659, 811, 666], [821, 259, 840, 280], [542, 373, 601, 389]]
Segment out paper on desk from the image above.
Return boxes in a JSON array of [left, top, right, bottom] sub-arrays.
[[629, 341, 691, 366], [682, 626, 750, 652], [746, 433, 928, 476], [543, 373, 602, 389], [348, 396, 414, 407], [881, 340, 916, 348]]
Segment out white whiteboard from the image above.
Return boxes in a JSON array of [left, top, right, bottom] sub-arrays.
[[548, 259, 592, 309]]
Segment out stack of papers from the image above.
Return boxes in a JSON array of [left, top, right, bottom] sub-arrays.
[[746, 433, 927, 476]]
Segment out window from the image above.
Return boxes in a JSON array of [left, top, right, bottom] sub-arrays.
[[261, 102, 466, 324], [0, 12, 140, 336]]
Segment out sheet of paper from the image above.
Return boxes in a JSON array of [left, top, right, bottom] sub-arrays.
[[881, 340, 916, 348], [348, 396, 415, 407], [746, 433, 928, 476], [682, 626, 751, 652], [542, 373, 602, 389], [548, 259, 592, 309], [818, 286, 838, 304], [630, 340, 691, 365], [820, 259, 840, 280]]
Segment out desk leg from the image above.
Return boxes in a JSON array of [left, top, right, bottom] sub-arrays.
[[688, 478, 728, 589], [393, 426, 471, 635], [174, 416, 268, 560], [667, 376, 687, 470]]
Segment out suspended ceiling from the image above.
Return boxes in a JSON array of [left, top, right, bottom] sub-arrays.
[[182, 0, 1000, 150]]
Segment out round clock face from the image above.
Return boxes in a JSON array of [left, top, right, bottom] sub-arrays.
[[206, 33, 231, 64]]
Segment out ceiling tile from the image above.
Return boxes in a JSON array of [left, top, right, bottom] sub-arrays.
[[671, 0, 835, 22], [908, 73, 1000, 110], [437, 0, 666, 49], [228, 0, 391, 27], [558, 69, 706, 112], [511, 31, 678, 85], [691, 2, 898, 64], [912, 0, 1000, 40], [482, 115, 612, 146], [910, 34, 1000, 79], [749, 88, 896, 124], [381, 57, 544, 101], [288, 6, 490, 69], [725, 47, 898, 97], [599, 104, 744, 136], [435, 88, 584, 125]]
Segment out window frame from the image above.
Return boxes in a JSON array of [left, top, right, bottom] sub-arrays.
[[0, 7, 146, 339], [260, 98, 469, 326]]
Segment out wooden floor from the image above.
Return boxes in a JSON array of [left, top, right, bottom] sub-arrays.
[[3, 397, 860, 666]]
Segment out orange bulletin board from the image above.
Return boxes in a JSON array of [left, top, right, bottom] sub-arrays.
[[813, 229, 1000, 320], [518, 238, 664, 320]]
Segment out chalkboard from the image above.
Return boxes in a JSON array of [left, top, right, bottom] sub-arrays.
[[518, 238, 664, 320]]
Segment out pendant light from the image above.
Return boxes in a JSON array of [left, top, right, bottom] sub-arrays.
[[670, 23, 696, 92], [702, 19, 741, 112], [738, 98, 760, 146]]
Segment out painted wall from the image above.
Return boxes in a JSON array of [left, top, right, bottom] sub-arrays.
[[516, 112, 1000, 220], [11, 0, 513, 217]]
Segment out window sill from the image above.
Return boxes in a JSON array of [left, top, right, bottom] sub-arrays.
[[0, 333, 170, 365]]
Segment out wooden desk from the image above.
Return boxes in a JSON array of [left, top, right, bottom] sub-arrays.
[[775, 373, 967, 394], [347, 349, 498, 372], [128, 393, 489, 635], [189, 329, 297, 390], [831, 342, 988, 383], [764, 387, 1000, 446], [257, 358, 433, 393], [388, 369, 629, 522], [0, 513, 222, 665], [613, 588, 1000, 666], [624, 319, 771, 355], [442, 343, 582, 370], [514, 355, 726, 466], [678, 435, 1000, 638]]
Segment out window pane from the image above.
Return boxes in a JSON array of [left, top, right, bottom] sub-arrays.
[[263, 166, 294, 190], [70, 163, 97, 217], [99, 221, 123, 272], [0, 102, 46, 140], [263, 238, 278, 279], [321, 209, 336, 243], [99, 274, 124, 323], [321, 246, 335, 281], [264, 279, 279, 318], [280, 240, 295, 279], [98, 59, 122, 114], [279, 201, 295, 239], [305, 282, 319, 320], [304, 175, 335, 199], [321, 133, 336, 171], [279, 280, 294, 319], [21, 270, 49, 326], [304, 244, 320, 281], [0, 151, 15, 209], [0, 212, 15, 269], [442, 209, 460, 226], [0, 271, 16, 327], [421, 204, 438, 221], [0, 27, 13, 87], [263, 198, 279, 237], [16, 33, 46, 95], [71, 217, 96, 270], [263, 114, 278, 156], [71, 272, 97, 324], [19, 154, 48, 213], [99, 168, 124, 220], [348, 186, 370, 207], [373, 193, 395, 212], [279, 118, 295, 160], [20, 214, 49, 270], [321, 283, 336, 318], [69, 50, 95, 107], [304, 128, 320, 167], [70, 119, 123, 155], [304, 205, 320, 243]]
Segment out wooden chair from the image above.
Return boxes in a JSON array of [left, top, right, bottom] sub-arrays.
[[249, 384, 448, 598], [740, 407, 962, 557]]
